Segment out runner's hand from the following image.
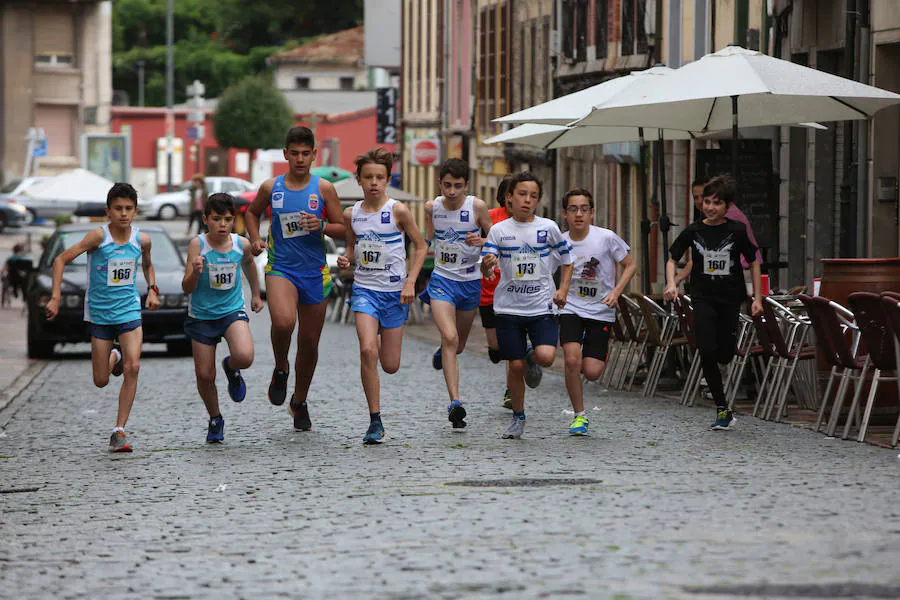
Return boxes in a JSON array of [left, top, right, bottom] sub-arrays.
[[191, 255, 205, 273], [464, 232, 485, 247], [663, 284, 678, 302], [300, 211, 321, 232], [553, 289, 567, 309], [250, 240, 267, 256], [400, 281, 416, 305], [481, 254, 498, 276], [146, 289, 160, 311], [251, 295, 264, 313], [337, 254, 352, 269], [601, 289, 621, 308], [751, 298, 764, 316], [45, 297, 59, 321]]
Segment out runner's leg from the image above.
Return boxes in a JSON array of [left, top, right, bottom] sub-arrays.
[[266, 276, 299, 373], [90, 336, 115, 389], [355, 312, 382, 414], [223, 319, 254, 370], [191, 340, 219, 418], [562, 342, 585, 413], [293, 299, 327, 404], [115, 326, 143, 429], [431, 299, 461, 400], [378, 325, 404, 375]]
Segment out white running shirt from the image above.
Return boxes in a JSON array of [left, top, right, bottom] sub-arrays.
[[482, 216, 573, 317], [350, 199, 407, 292], [562, 225, 630, 321], [431, 195, 482, 281]]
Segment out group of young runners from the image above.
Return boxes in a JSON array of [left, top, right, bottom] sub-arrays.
[[46, 125, 764, 452]]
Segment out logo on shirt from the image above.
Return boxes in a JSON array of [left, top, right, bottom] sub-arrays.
[[308, 194, 319, 211], [500, 236, 516, 242], [271, 191, 285, 209], [520, 241, 537, 255], [361, 231, 382, 242], [460, 210, 470, 222], [381, 211, 391, 224], [536, 230, 548, 244], [443, 227, 461, 244], [579, 257, 599, 279]]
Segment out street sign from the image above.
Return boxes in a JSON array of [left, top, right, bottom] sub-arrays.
[[376, 87, 398, 144], [31, 138, 47, 158], [410, 138, 439, 166], [186, 125, 206, 141], [187, 110, 205, 123], [186, 80, 206, 97]]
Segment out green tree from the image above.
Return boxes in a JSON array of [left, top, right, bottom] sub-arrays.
[[213, 75, 294, 175]]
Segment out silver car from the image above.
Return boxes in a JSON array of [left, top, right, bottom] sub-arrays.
[[0, 177, 51, 224], [140, 177, 256, 220]]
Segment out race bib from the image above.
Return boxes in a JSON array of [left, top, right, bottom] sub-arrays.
[[208, 262, 238, 290], [511, 252, 540, 281], [435, 240, 460, 266], [280, 212, 309, 239], [573, 278, 601, 299], [703, 250, 731, 276], [107, 258, 135, 287], [357, 239, 387, 270]]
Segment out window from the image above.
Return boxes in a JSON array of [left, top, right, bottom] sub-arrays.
[[561, 1, 574, 59], [621, 0, 648, 56], [339, 77, 354, 90], [295, 77, 310, 90], [595, 0, 608, 59], [35, 9, 75, 68], [34, 53, 74, 67], [575, 0, 588, 62]]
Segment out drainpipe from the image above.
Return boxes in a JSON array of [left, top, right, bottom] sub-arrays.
[[840, 0, 856, 257], [856, 0, 870, 257]]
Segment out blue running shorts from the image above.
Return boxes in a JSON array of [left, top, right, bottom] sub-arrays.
[[350, 285, 409, 329], [420, 272, 481, 311], [184, 310, 250, 346], [87, 319, 142, 341]]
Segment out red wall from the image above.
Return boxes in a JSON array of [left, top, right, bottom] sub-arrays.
[[111, 107, 396, 192]]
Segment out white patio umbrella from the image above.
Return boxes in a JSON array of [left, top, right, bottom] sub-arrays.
[[484, 122, 701, 148], [573, 45, 900, 179]]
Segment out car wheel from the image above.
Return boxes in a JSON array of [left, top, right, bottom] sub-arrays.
[[23, 209, 36, 226], [158, 204, 179, 220], [27, 313, 54, 359], [166, 340, 193, 356]]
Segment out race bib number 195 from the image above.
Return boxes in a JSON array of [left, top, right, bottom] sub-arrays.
[[280, 212, 309, 239]]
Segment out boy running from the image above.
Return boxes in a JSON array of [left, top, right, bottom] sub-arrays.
[[337, 148, 428, 444], [245, 126, 345, 431], [559, 188, 636, 436], [422, 158, 492, 429], [481, 172, 574, 440], [664, 175, 763, 430], [45, 183, 160, 452], [182, 193, 264, 443]]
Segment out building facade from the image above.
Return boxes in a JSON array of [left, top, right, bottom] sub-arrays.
[[0, 0, 112, 183]]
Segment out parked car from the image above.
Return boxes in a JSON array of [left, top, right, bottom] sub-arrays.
[[25, 224, 191, 358], [252, 235, 342, 298], [140, 177, 256, 220], [0, 177, 50, 225], [0, 198, 29, 232]]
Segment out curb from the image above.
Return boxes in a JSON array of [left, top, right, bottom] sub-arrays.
[[0, 361, 48, 429]]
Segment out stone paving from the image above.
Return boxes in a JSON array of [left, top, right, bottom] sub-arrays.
[[2, 310, 900, 599]]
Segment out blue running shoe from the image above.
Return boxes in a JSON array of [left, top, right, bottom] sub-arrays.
[[222, 357, 246, 402], [710, 409, 736, 430], [432, 347, 443, 370], [448, 399, 467, 429], [207, 415, 224, 443], [363, 420, 385, 445], [568, 414, 589, 436]]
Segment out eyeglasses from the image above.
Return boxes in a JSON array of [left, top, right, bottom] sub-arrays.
[[565, 206, 592, 214]]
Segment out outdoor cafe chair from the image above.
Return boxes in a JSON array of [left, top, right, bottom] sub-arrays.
[[845, 292, 898, 443], [759, 297, 817, 422], [796, 295, 868, 437], [726, 312, 762, 410], [673, 294, 702, 406], [880, 294, 900, 446], [634, 293, 687, 399], [599, 317, 627, 389], [616, 295, 648, 391]]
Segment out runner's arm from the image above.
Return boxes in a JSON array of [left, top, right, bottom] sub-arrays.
[[140, 232, 160, 310], [319, 178, 346, 240], [602, 254, 637, 308], [395, 203, 427, 302], [46, 228, 103, 320], [466, 197, 491, 247], [423, 200, 435, 245], [240, 237, 264, 312], [245, 179, 273, 254], [336, 206, 356, 269], [181, 238, 203, 294]]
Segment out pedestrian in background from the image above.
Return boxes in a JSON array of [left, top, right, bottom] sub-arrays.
[[187, 173, 208, 235]]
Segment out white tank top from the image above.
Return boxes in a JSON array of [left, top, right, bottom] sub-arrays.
[[351, 198, 407, 292], [431, 195, 482, 282]]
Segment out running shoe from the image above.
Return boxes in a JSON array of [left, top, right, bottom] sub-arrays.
[[111, 344, 124, 377], [207, 415, 224, 443], [569, 414, 590, 436], [432, 347, 443, 370], [710, 409, 736, 430], [289, 394, 312, 431], [501, 415, 526, 439], [524, 345, 543, 389], [222, 357, 246, 403], [268, 368, 289, 406], [363, 420, 385, 445], [447, 399, 467, 429], [501, 388, 513, 410], [108, 431, 132, 453]]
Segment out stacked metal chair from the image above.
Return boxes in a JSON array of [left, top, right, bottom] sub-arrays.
[[633, 294, 687, 399], [880, 292, 900, 447]]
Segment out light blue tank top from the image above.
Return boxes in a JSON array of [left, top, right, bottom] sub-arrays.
[[267, 174, 327, 275], [188, 233, 245, 320], [84, 225, 142, 325]]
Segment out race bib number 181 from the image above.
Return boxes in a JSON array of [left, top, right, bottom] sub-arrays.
[[208, 262, 238, 290]]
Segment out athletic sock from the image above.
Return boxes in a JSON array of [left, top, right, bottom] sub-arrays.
[[512, 410, 525, 420], [488, 348, 501, 364], [370, 412, 381, 422], [575, 411, 586, 417]]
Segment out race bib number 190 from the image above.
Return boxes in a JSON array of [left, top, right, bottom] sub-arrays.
[[107, 258, 135, 287], [574, 278, 600, 298]]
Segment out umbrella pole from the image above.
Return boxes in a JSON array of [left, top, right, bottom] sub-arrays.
[[657, 131, 670, 263], [639, 128, 651, 292], [731, 95, 740, 195]]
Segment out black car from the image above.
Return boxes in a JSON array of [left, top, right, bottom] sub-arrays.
[[25, 223, 191, 358]]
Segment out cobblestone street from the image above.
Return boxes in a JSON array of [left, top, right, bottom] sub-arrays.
[[2, 311, 900, 599]]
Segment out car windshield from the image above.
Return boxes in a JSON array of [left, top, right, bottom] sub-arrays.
[[1, 179, 22, 194], [48, 230, 184, 270]]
